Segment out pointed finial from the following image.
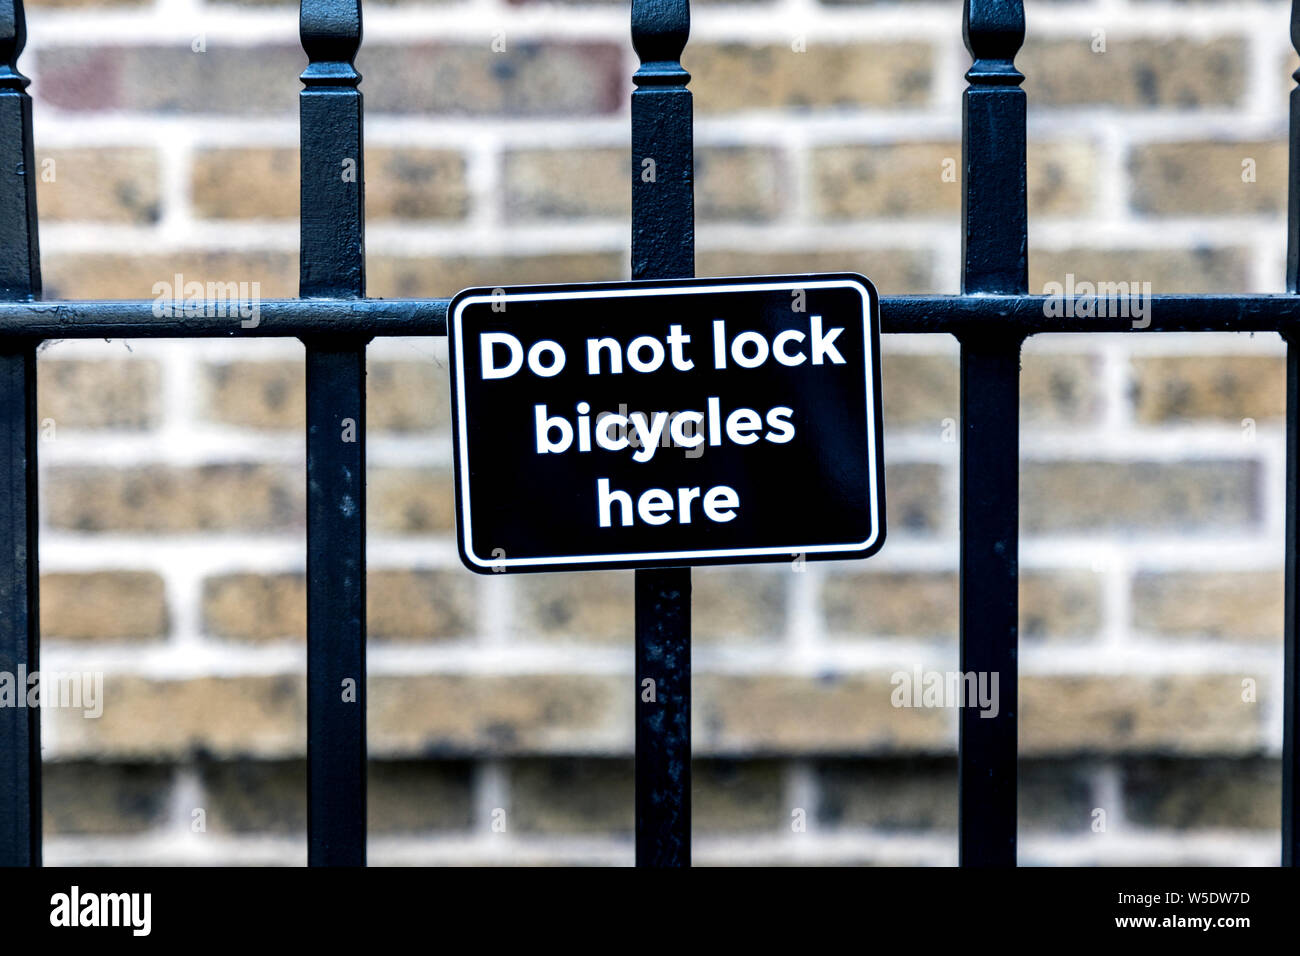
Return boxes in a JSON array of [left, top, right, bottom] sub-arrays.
[[964, 0, 1025, 86], [301, 0, 362, 87], [632, 0, 690, 88], [1291, 0, 1300, 83], [0, 0, 29, 91]]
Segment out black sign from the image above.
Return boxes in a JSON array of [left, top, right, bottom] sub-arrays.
[[448, 274, 885, 573]]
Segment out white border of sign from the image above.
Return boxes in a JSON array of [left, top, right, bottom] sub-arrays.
[[451, 277, 881, 570]]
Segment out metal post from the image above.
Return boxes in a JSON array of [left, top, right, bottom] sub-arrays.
[[958, 0, 1026, 867], [300, 0, 368, 866], [630, 0, 694, 867], [0, 0, 40, 868], [1282, 0, 1300, 868]]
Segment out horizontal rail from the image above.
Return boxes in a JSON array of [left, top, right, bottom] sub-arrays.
[[0, 298, 449, 339], [3, 294, 1300, 340]]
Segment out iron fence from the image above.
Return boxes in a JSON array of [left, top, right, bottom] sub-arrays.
[[0, 0, 1298, 867]]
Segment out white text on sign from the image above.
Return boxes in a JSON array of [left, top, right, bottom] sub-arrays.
[[479, 315, 847, 380], [474, 314, 847, 529]]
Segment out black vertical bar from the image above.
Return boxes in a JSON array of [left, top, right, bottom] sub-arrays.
[[631, 0, 693, 867], [1285, 338, 1299, 866], [0, 0, 40, 868], [300, 0, 367, 866], [1282, 0, 1300, 868], [957, 0, 1026, 867]]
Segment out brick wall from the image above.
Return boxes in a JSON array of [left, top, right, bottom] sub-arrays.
[[25, 0, 1295, 864]]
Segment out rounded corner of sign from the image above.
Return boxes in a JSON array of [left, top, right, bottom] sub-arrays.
[[852, 518, 887, 557], [865, 524, 887, 556], [449, 288, 499, 323], [836, 274, 878, 306], [459, 541, 502, 575]]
